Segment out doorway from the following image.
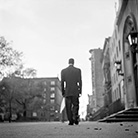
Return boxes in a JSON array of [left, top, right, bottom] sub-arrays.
[[123, 15, 138, 107]]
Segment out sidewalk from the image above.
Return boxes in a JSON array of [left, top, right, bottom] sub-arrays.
[[0, 121, 137, 138]]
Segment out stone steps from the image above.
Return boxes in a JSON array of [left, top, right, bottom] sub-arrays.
[[99, 107, 138, 122]]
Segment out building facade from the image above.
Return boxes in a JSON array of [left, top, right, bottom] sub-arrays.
[[110, 0, 138, 110], [89, 48, 104, 113], [87, 0, 138, 120], [27, 77, 63, 121], [100, 0, 138, 117], [86, 94, 95, 119], [109, 23, 126, 114], [101, 38, 112, 115]]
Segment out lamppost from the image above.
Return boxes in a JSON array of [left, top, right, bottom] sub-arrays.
[[127, 31, 138, 53], [114, 60, 124, 76]]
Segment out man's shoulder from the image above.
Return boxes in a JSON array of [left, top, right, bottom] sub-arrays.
[[61, 67, 68, 73], [62, 66, 81, 72], [74, 67, 81, 71]]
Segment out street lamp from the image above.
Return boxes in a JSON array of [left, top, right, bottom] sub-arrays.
[[114, 61, 124, 76], [127, 31, 138, 53]]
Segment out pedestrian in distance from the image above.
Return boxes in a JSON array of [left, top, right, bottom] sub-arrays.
[[61, 58, 82, 125]]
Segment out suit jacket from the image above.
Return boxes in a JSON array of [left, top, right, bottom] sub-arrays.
[[61, 65, 82, 97]]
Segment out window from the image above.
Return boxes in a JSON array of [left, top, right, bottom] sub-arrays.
[[50, 99, 55, 104], [51, 81, 55, 85], [51, 87, 55, 91], [32, 112, 37, 117], [50, 106, 55, 111], [50, 93, 55, 98], [44, 81, 47, 85], [118, 40, 121, 51]]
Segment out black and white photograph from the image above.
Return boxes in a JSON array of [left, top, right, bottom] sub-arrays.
[[0, 0, 138, 138]]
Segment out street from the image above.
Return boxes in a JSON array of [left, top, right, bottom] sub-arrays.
[[0, 121, 138, 138]]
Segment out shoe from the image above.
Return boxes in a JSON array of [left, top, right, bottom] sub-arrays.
[[74, 116, 79, 125], [74, 120, 79, 125], [68, 122, 74, 125]]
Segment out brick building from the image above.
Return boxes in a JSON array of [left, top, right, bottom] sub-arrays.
[[27, 77, 62, 121]]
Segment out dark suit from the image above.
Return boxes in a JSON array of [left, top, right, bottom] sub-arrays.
[[61, 65, 82, 124]]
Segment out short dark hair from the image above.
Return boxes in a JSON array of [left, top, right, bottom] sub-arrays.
[[68, 58, 74, 64]]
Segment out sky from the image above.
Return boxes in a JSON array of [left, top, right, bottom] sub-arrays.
[[0, 0, 118, 117]]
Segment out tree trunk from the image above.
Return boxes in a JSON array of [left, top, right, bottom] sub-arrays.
[[23, 104, 27, 117], [9, 99, 12, 123]]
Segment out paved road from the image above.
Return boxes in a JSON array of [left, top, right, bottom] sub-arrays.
[[0, 121, 138, 138]]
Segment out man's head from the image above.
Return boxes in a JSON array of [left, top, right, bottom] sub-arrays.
[[68, 58, 74, 65]]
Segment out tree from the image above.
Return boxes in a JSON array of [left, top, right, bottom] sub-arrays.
[[0, 36, 23, 122], [22, 68, 37, 78], [12, 68, 37, 117], [0, 36, 23, 78], [0, 36, 38, 120], [10, 68, 38, 117], [0, 73, 39, 120], [0, 76, 19, 122], [14, 78, 38, 117]]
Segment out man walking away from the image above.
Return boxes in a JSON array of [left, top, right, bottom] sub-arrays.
[[61, 58, 82, 125]]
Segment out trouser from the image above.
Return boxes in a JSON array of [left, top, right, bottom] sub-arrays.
[[65, 96, 79, 123]]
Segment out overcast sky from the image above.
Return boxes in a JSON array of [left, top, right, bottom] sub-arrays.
[[0, 0, 118, 117]]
